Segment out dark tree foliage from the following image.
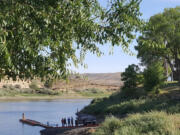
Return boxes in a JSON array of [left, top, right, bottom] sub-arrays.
[[143, 62, 166, 93], [135, 6, 180, 83], [0, 0, 142, 80], [121, 64, 142, 96]]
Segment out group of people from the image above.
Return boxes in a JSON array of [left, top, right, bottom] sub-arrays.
[[61, 117, 75, 127]]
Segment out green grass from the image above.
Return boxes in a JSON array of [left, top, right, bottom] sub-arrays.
[[81, 94, 180, 118], [0, 87, 62, 97], [78, 92, 110, 98], [93, 112, 180, 135], [76, 88, 112, 98], [80, 83, 180, 135], [81, 85, 180, 117], [0, 87, 112, 99]]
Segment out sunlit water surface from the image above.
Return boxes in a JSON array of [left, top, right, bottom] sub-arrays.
[[0, 99, 91, 135]]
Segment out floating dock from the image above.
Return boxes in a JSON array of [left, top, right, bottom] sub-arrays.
[[20, 118, 98, 129], [19, 113, 99, 129], [19, 119, 53, 128]]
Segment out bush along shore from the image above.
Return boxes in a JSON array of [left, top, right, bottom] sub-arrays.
[[0, 86, 61, 97], [80, 83, 180, 135], [93, 112, 180, 135]]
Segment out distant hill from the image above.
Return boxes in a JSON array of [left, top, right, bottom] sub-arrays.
[[53, 72, 123, 91], [0, 73, 123, 91], [83, 72, 122, 87]]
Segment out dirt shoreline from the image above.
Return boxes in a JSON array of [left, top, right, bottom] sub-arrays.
[[0, 95, 93, 101], [41, 127, 97, 135]]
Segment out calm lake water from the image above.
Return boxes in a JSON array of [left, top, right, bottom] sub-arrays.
[[0, 99, 91, 135]]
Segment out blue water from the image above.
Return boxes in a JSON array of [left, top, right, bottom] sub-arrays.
[[0, 99, 91, 135]]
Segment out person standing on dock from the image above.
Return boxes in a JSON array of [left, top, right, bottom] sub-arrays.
[[68, 117, 70, 127], [75, 119, 78, 127], [64, 118, 67, 127], [22, 113, 25, 120], [61, 118, 64, 127], [71, 117, 73, 127]]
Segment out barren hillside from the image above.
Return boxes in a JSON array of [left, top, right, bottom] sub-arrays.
[[53, 72, 123, 91], [0, 73, 123, 92], [83, 72, 122, 86]]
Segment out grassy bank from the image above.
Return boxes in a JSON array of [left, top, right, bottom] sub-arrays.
[[93, 112, 180, 135], [0, 87, 112, 100], [76, 88, 112, 98], [81, 88, 180, 117], [80, 84, 180, 135], [0, 87, 62, 96]]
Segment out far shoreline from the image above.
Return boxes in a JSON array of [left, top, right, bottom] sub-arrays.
[[0, 94, 97, 101], [0, 89, 112, 101]]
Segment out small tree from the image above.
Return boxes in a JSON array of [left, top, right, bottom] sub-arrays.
[[44, 80, 53, 89], [121, 64, 141, 96], [29, 81, 38, 90], [143, 62, 166, 93]]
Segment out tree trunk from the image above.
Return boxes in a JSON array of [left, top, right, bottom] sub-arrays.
[[165, 56, 175, 81], [174, 55, 180, 85], [163, 59, 169, 80], [177, 65, 180, 85]]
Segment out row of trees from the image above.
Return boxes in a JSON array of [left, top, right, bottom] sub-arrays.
[[122, 63, 166, 96], [135, 6, 180, 83], [122, 6, 180, 96]]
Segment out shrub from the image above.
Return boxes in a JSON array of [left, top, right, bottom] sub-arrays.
[[93, 116, 121, 135], [44, 80, 53, 88], [29, 81, 38, 90], [15, 84, 21, 89], [2, 84, 8, 88], [143, 62, 166, 93], [21, 88, 35, 94], [121, 64, 142, 97], [87, 88, 103, 94], [35, 88, 59, 95], [122, 64, 140, 89], [8, 84, 15, 90], [121, 87, 137, 97], [93, 112, 180, 135]]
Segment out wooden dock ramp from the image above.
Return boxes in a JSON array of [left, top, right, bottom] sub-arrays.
[[20, 119, 53, 128]]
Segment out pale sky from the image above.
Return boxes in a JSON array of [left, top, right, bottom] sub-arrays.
[[71, 0, 180, 73]]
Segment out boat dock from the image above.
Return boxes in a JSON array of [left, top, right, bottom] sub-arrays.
[[20, 118, 98, 129], [19, 113, 99, 129], [19, 119, 52, 128]]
